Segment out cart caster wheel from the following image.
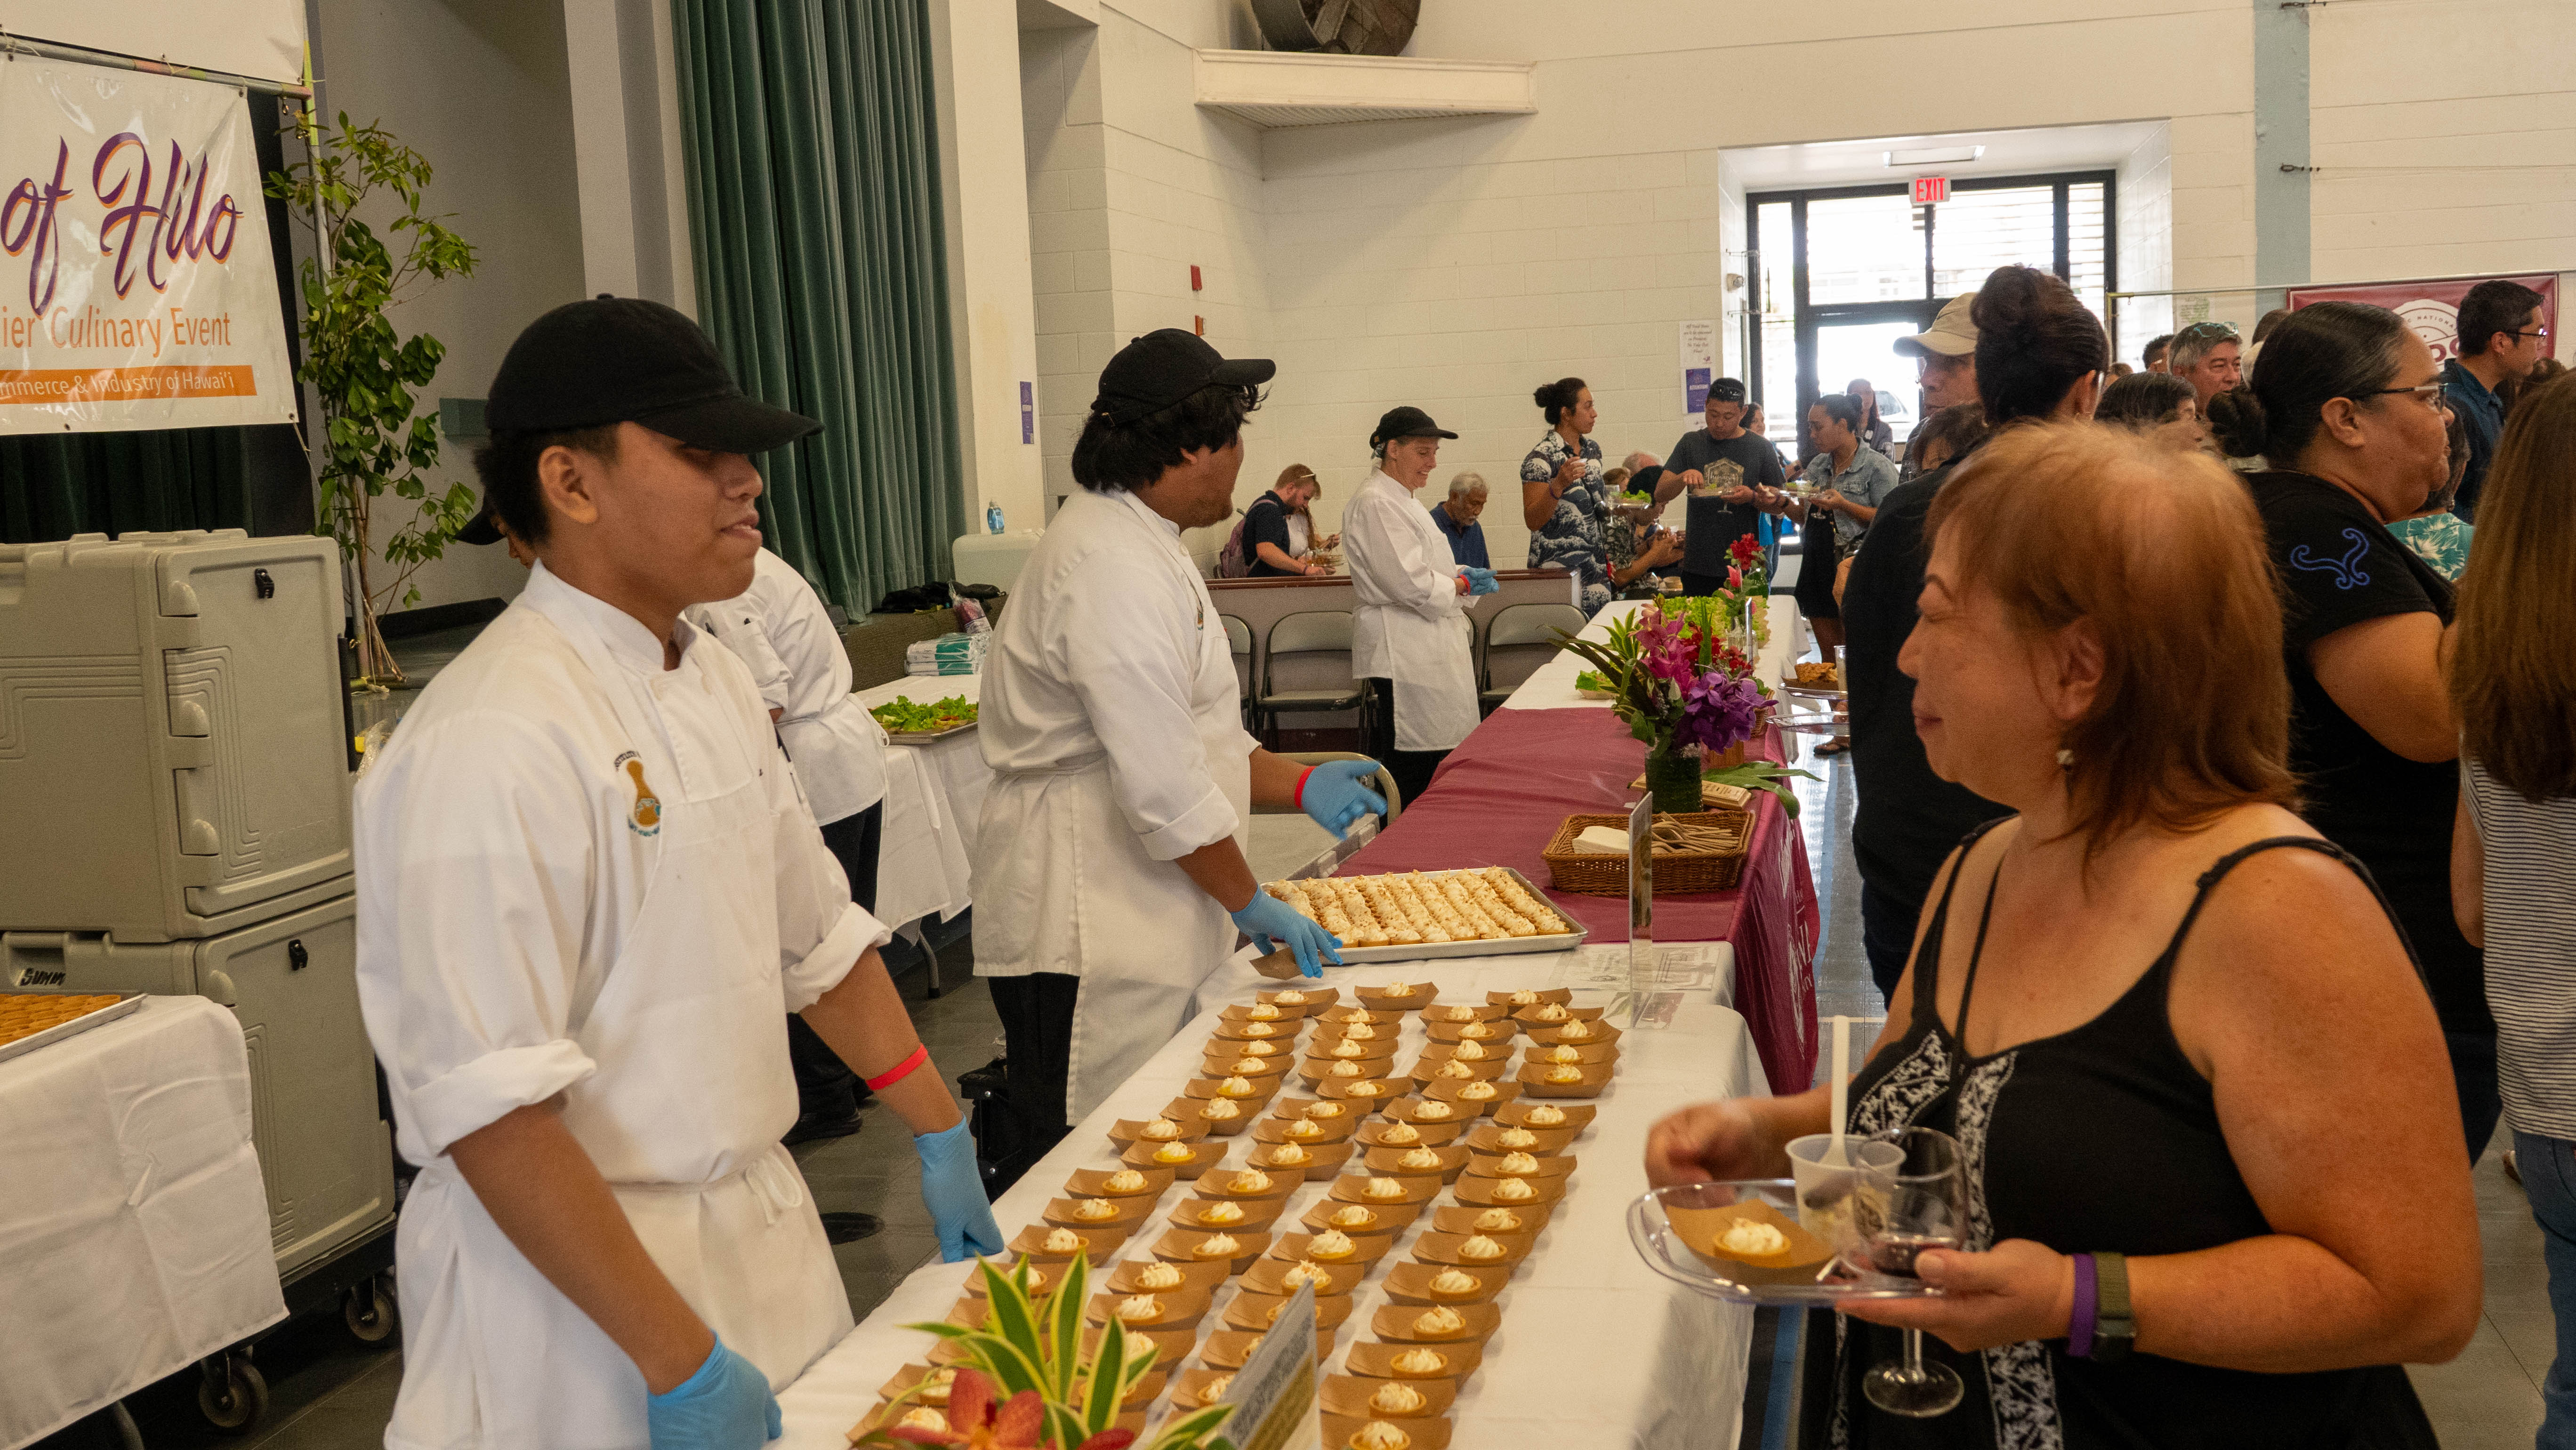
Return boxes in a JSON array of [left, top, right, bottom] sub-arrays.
[[196, 1356, 267, 1435], [343, 1273, 398, 1345]]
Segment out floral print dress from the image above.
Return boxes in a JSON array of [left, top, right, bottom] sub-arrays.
[[1522, 431, 1610, 614]]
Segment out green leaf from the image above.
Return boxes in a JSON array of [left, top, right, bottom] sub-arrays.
[[950, 1331, 1048, 1398], [1143, 1403, 1236, 1450], [1047, 1252, 1089, 1400], [979, 1259, 1046, 1369], [1042, 1403, 1088, 1449], [1083, 1315, 1127, 1431]]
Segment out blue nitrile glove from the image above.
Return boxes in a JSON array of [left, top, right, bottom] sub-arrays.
[[1464, 567, 1500, 596], [645, 1334, 781, 1450], [1231, 890, 1343, 979], [915, 1119, 1004, 1263], [1300, 758, 1387, 839]]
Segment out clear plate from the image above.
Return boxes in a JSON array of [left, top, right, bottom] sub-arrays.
[[1627, 1180, 1942, 1306]]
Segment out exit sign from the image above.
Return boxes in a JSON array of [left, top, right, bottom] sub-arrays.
[[1912, 176, 1949, 205]]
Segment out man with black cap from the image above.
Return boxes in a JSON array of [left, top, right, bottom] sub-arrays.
[[353, 296, 999, 1450], [1346, 404, 1494, 804], [1665, 378, 1785, 596], [974, 329, 1378, 1171]]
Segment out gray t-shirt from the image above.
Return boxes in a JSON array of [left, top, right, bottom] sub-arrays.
[[2463, 755, 2576, 1139], [1667, 428, 1786, 575]]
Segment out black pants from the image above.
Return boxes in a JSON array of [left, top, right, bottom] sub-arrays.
[[987, 970, 1081, 1181], [787, 800, 885, 1122], [1859, 882, 1921, 1007], [1679, 570, 1728, 598], [1364, 677, 1449, 808]]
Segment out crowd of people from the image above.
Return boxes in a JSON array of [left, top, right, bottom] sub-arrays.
[[1646, 262, 2575, 1447]]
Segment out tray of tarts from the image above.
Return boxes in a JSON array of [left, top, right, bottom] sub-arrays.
[[1465, 1121, 1579, 1155], [1411, 1229, 1538, 1269], [1083, 1285, 1213, 1331], [1240, 1255, 1368, 1298], [1344, 1339, 1484, 1382], [1107, 1115, 1210, 1147], [1254, 984, 1338, 1013], [1351, 980, 1440, 1011], [1327, 1172, 1441, 1208], [1409, 1053, 1508, 1086], [1451, 1170, 1565, 1207], [1377, 1096, 1473, 1127], [1420, 1077, 1521, 1113], [1421, 1016, 1518, 1047], [1515, 1060, 1615, 1097], [1041, 1194, 1156, 1232], [1063, 1165, 1175, 1200], [1492, 1100, 1593, 1132], [1360, 1144, 1473, 1183], [1266, 1226, 1396, 1267], [1227, 1287, 1353, 1333], [0, 992, 141, 1063], [1103, 1257, 1230, 1295], [1525, 1018, 1621, 1048], [1261, 868, 1582, 962]]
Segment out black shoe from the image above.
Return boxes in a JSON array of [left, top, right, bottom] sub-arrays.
[[818, 1211, 881, 1244], [783, 1111, 864, 1147]]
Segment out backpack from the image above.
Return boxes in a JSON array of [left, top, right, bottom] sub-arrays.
[[1216, 508, 1254, 578]]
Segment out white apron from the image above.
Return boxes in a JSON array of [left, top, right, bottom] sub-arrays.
[[386, 611, 850, 1450], [974, 573, 1251, 1126], [1345, 472, 1480, 752]]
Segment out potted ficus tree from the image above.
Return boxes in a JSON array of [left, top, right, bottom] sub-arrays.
[[266, 113, 478, 689]]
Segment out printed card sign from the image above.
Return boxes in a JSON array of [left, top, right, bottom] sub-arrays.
[[0, 58, 296, 434]]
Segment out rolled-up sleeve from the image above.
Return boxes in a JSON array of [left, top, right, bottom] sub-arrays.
[[1054, 553, 1240, 861], [764, 733, 893, 1009], [355, 714, 601, 1160]]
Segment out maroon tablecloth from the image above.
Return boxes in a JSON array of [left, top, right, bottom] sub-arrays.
[[1338, 710, 1821, 1094]]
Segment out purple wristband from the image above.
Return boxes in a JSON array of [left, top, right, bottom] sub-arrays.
[[2068, 1252, 2097, 1358]]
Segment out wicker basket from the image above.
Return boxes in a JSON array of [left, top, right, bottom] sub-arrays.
[[1541, 810, 1754, 896]]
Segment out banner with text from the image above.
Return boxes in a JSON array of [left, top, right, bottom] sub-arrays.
[[0, 59, 297, 435], [2288, 274, 2560, 368]]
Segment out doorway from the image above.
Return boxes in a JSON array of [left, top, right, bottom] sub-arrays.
[[1748, 171, 2116, 461]]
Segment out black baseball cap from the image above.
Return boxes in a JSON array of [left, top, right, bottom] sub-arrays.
[[1370, 406, 1457, 447], [458, 296, 819, 545], [1093, 329, 1274, 425], [487, 295, 821, 453], [1707, 378, 1748, 404]]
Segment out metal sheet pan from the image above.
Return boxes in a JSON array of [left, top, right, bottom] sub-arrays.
[[0, 991, 148, 1068], [1275, 867, 1589, 963]]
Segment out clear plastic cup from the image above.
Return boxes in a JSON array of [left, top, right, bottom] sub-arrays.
[[1785, 1133, 1903, 1252]]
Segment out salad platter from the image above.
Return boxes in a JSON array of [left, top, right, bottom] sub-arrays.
[[870, 693, 979, 743]]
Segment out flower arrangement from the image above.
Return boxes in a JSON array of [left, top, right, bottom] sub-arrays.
[[855, 1255, 1235, 1450], [1554, 603, 1774, 815]]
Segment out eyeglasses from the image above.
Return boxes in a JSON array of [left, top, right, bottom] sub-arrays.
[[2353, 380, 2449, 414], [2504, 325, 2552, 342]]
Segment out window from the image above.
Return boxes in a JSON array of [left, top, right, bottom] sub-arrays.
[[1746, 171, 2116, 456]]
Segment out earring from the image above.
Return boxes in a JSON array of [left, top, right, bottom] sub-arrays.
[[2056, 748, 2075, 771]]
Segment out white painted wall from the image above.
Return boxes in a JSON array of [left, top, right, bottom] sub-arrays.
[[933, 0, 1048, 537], [1239, 2, 2250, 568], [2308, 0, 2575, 364], [316, 0, 587, 614], [2115, 123, 2175, 364]]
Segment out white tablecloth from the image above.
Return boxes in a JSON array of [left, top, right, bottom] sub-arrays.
[[852, 674, 990, 933], [778, 952, 1760, 1449], [0, 997, 286, 1449], [1501, 596, 1807, 712]]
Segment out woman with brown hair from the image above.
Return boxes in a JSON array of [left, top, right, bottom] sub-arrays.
[[2447, 371, 2576, 1447], [2206, 301, 2497, 1156], [1648, 423, 2477, 1447]]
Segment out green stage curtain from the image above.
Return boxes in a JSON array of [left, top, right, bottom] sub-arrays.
[[674, 0, 964, 614], [0, 429, 250, 543]]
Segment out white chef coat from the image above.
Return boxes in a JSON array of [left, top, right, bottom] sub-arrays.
[[1344, 469, 1480, 751], [690, 548, 889, 827], [974, 487, 1256, 1122], [354, 561, 889, 1450]]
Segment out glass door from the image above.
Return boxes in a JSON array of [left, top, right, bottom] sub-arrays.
[[1748, 171, 2115, 460]]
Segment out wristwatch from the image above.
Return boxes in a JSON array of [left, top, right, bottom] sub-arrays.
[[2091, 1251, 2135, 1362]]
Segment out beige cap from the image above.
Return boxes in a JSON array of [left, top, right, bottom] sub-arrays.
[[1895, 292, 1979, 358]]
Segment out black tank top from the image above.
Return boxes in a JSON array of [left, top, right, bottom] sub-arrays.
[[1820, 823, 2437, 1450]]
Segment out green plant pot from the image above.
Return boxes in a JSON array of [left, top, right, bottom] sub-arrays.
[[1644, 747, 1704, 816]]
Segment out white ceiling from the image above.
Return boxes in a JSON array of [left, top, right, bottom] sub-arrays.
[[1724, 120, 2166, 191]]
